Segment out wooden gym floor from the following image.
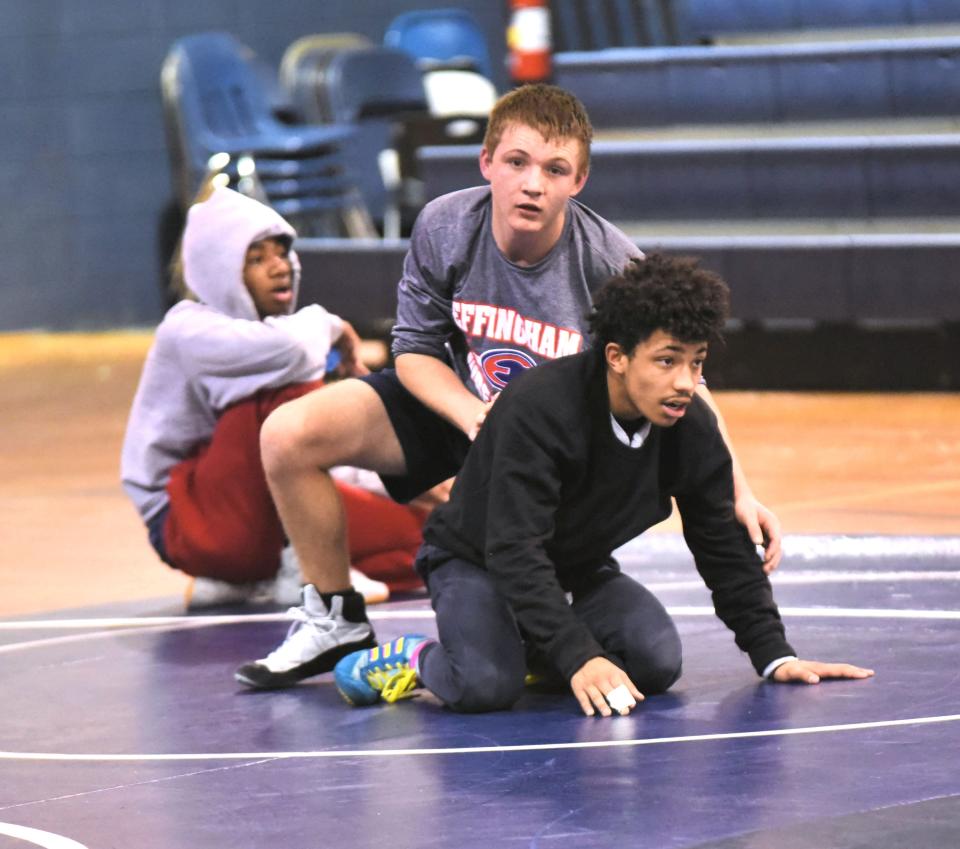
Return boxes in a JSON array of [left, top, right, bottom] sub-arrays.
[[1, 331, 958, 618]]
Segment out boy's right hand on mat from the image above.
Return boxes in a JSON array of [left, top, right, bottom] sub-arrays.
[[571, 657, 644, 717]]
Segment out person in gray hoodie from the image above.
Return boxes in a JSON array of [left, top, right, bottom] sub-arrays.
[[121, 187, 419, 609]]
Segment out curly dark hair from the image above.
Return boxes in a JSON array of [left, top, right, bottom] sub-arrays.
[[589, 253, 730, 352]]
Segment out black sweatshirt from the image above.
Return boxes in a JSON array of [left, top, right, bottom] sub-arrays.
[[423, 348, 795, 681]]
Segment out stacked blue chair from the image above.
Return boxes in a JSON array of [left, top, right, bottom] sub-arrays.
[[325, 45, 437, 233], [322, 46, 430, 124], [161, 31, 375, 236], [383, 9, 497, 121], [279, 33, 374, 125], [282, 44, 432, 235], [384, 8, 493, 77], [286, 42, 487, 235]]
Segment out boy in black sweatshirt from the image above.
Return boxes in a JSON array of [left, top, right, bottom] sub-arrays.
[[334, 254, 874, 716]]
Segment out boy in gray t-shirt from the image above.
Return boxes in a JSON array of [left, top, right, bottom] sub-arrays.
[[236, 85, 782, 691]]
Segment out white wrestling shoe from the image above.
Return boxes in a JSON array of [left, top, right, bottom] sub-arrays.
[[234, 585, 377, 689]]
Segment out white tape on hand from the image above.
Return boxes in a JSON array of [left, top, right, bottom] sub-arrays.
[[605, 684, 635, 713]]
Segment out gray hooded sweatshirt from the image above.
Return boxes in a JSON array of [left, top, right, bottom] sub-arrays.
[[121, 187, 343, 522]]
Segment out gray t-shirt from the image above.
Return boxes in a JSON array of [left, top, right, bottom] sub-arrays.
[[392, 186, 642, 401]]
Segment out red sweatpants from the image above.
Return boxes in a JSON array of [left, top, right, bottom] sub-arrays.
[[162, 380, 426, 590]]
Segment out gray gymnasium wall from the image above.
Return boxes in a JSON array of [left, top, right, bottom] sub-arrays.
[[0, 0, 508, 332]]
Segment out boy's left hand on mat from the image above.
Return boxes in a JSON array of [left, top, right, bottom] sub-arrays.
[[772, 659, 875, 685]]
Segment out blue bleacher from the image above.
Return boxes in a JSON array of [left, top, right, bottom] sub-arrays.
[[555, 38, 960, 127], [551, 0, 960, 50], [673, 0, 960, 42], [552, 0, 677, 50], [415, 135, 960, 221]]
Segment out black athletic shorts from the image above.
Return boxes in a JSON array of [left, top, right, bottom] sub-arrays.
[[360, 368, 471, 503]]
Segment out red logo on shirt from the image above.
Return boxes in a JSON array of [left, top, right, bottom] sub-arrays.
[[480, 349, 537, 390]]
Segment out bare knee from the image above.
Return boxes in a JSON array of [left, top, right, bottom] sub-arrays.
[[259, 381, 402, 482], [260, 400, 325, 482]]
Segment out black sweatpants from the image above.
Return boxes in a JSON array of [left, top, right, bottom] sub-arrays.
[[416, 550, 683, 713]]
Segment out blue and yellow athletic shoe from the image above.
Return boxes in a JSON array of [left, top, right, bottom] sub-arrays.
[[334, 634, 430, 706]]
